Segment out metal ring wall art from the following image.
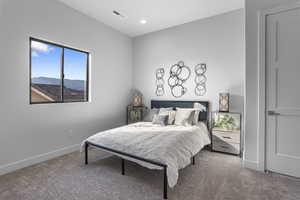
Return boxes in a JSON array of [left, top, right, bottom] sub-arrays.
[[168, 61, 191, 98], [194, 63, 207, 96], [155, 68, 165, 96]]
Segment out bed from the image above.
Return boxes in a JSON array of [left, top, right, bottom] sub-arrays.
[[82, 100, 210, 199]]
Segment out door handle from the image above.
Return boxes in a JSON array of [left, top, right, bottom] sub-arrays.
[[268, 110, 280, 116]]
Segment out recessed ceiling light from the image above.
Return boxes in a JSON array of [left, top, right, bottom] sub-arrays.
[[140, 19, 147, 24]]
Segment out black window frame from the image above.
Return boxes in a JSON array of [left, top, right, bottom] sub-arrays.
[[29, 37, 89, 104]]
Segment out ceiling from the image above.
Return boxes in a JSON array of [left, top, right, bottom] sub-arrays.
[[57, 0, 244, 37]]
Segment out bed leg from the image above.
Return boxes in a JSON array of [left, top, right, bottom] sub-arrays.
[[163, 166, 168, 199], [192, 156, 195, 165], [121, 159, 125, 175], [85, 142, 89, 165]]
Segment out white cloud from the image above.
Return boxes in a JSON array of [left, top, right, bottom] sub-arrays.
[[32, 51, 39, 57], [31, 41, 51, 52]]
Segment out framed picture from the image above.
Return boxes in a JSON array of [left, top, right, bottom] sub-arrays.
[[212, 112, 241, 132]]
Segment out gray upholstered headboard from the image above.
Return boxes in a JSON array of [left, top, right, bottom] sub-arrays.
[[151, 100, 210, 125]]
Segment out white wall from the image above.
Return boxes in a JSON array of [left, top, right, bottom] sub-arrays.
[[133, 9, 245, 113], [244, 0, 298, 170], [0, 0, 132, 174], [0, 0, 3, 13]]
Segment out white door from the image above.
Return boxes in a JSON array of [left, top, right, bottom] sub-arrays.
[[266, 6, 300, 177]]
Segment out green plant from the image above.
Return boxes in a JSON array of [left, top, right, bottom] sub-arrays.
[[213, 114, 238, 130]]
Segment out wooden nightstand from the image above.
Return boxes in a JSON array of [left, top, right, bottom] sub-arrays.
[[127, 105, 146, 124], [211, 112, 241, 156]]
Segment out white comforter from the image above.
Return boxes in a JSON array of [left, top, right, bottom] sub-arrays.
[[81, 122, 210, 188]]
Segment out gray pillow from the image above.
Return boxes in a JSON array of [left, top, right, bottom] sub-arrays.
[[152, 114, 169, 126], [158, 109, 176, 125], [144, 108, 159, 122]]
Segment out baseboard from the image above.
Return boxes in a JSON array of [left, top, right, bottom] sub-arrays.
[[0, 144, 80, 176], [242, 159, 260, 171]]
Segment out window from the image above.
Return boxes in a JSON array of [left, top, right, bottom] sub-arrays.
[[30, 38, 89, 104]]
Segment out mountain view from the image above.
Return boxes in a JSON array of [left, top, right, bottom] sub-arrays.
[[32, 77, 86, 91]]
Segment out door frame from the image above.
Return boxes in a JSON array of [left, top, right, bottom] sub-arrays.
[[258, 2, 300, 172]]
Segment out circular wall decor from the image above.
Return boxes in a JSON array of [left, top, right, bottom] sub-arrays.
[[168, 61, 191, 98], [155, 68, 165, 96], [194, 63, 207, 96]]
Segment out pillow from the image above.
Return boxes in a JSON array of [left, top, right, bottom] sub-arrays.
[[159, 109, 176, 125], [174, 103, 206, 125], [144, 108, 159, 122], [174, 108, 195, 126], [192, 103, 206, 125], [175, 108, 198, 125], [193, 103, 206, 112], [152, 114, 169, 126]]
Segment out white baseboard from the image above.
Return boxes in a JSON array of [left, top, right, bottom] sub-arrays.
[[0, 144, 80, 176], [242, 159, 261, 171]]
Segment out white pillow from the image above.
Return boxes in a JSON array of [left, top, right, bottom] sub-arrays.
[[175, 103, 206, 125], [193, 103, 206, 124], [193, 103, 206, 112], [174, 108, 198, 125], [159, 109, 176, 125], [174, 108, 195, 126]]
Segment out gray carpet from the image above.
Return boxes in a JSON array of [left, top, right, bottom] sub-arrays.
[[0, 149, 299, 200]]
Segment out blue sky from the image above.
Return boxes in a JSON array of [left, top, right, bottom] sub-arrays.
[[31, 41, 87, 80]]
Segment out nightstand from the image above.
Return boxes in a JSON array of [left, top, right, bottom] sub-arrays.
[[211, 112, 241, 156], [127, 105, 146, 124]]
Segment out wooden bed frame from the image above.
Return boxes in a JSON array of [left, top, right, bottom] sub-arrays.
[[84, 100, 210, 199]]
